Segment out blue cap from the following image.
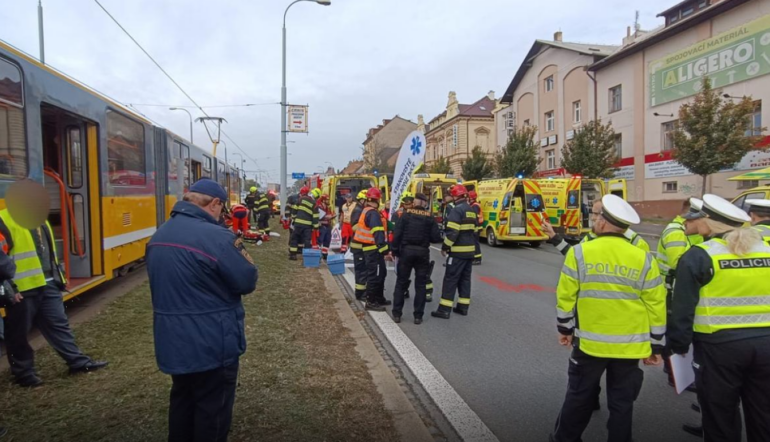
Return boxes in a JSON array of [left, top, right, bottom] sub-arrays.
[[189, 178, 228, 201]]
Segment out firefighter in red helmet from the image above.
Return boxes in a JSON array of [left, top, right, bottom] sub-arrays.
[[289, 186, 319, 260], [432, 184, 478, 319], [353, 188, 392, 311]]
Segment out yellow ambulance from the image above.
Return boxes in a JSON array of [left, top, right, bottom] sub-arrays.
[[321, 174, 389, 209], [408, 173, 459, 224], [476, 178, 548, 247], [535, 177, 627, 241]]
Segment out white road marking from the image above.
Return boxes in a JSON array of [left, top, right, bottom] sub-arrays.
[[342, 270, 499, 442]]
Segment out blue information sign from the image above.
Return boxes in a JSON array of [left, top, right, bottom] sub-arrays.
[[291, 172, 305, 180]]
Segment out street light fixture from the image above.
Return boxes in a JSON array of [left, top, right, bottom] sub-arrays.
[[280, 0, 331, 218], [169, 107, 193, 143]]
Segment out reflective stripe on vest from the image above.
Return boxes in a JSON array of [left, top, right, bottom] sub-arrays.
[[656, 222, 688, 275], [693, 238, 770, 334], [754, 225, 770, 244], [353, 207, 378, 244], [0, 209, 65, 291], [567, 238, 663, 358]]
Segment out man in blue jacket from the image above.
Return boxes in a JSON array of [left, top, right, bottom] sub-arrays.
[[147, 178, 258, 442]]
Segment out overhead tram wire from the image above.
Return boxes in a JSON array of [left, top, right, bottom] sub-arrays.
[[129, 102, 279, 108], [93, 0, 259, 167]]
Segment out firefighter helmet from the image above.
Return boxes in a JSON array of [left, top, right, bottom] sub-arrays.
[[357, 190, 368, 200], [250, 186, 257, 193], [299, 186, 310, 195], [469, 190, 478, 201], [401, 191, 415, 202], [366, 188, 382, 201], [311, 188, 322, 198], [451, 184, 469, 198]]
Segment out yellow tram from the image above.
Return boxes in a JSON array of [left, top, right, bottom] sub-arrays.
[[0, 40, 244, 301]]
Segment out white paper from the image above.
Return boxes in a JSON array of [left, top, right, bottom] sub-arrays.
[[318, 208, 327, 219], [670, 348, 695, 395]]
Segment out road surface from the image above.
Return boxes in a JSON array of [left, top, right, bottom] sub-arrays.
[[380, 238, 709, 442]]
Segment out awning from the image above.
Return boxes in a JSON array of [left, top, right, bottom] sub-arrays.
[[729, 167, 770, 181]]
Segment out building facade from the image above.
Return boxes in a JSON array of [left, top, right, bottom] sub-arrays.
[[496, 33, 617, 176], [362, 116, 417, 173], [590, 0, 770, 216], [424, 91, 496, 177]]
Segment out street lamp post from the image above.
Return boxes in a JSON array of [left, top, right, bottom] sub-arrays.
[[169, 107, 193, 143], [280, 0, 331, 218]]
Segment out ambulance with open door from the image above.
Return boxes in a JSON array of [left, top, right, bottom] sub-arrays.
[[408, 173, 459, 226], [536, 177, 627, 241], [321, 174, 389, 211], [477, 178, 548, 247]]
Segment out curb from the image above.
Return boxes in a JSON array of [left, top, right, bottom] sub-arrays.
[[321, 270, 434, 442]]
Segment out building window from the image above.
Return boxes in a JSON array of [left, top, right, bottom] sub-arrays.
[[545, 75, 554, 93], [738, 180, 759, 190], [546, 150, 556, 169], [681, 6, 695, 17], [669, 13, 680, 24], [609, 85, 622, 113], [698, 0, 708, 7], [452, 124, 458, 147], [573, 101, 582, 124], [107, 110, 146, 186], [613, 134, 623, 159], [746, 102, 762, 137], [545, 111, 555, 132], [662, 120, 678, 151], [663, 181, 678, 193], [523, 119, 530, 127], [0, 57, 27, 179]]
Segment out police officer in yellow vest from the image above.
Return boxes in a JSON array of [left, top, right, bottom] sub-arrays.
[[746, 199, 770, 244], [669, 194, 770, 442], [0, 203, 107, 388], [550, 195, 666, 442]]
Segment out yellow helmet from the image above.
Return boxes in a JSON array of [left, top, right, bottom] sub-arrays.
[[357, 190, 367, 200], [250, 186, 257, 192], [401, 191, 415, 202], [311, 188, 321, 198]]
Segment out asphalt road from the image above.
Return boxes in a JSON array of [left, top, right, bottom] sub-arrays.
[[382, 238, 710, 442]]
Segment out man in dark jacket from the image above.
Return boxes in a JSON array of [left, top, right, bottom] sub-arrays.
[[391, 193, 441, 324], [244, 186, 257, 224], [147, 178, 258, 442]]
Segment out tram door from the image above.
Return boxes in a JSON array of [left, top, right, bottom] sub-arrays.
[[40, 104, 95, 280]]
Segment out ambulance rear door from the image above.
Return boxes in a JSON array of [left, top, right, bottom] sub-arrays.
[[378, 175, 390, 205], [522, 180, 547, 238], [563, 177, 582, 237], [608, 179, 627, 200]]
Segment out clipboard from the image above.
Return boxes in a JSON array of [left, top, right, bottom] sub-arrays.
[[670, 347, 695, 395]]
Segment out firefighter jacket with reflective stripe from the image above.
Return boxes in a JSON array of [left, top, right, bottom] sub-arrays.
[[0, 209, 66, 292], [442, 200, 478, 259], [244, 192, 257, 209], [470, 202, 483, 232], [754, 222, 770, 245], [656, 220, 690, 277], [691, 238, 770, 335], [353, 206, 389, 253], [284, 194, 298, 218], [292, 195, 319, 228], [255, 192, 270, 213], [349, 202, 365, 250], [556, 234, 667, 359]]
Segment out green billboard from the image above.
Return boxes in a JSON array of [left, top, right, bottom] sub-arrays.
[[650, 14, 770, 107]]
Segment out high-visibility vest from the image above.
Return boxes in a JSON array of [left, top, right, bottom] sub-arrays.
[[557, 235, 666, 359], [656, 221, 690, 276], [353, 207, 386, 248], [582, 228, 649, 252], [0, 209, 66, 292], [693, 238, 770, 334], [754, 224, 770, 245]]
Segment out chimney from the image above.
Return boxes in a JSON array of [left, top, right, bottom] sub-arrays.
[[487, 90, 495, 100], [627, 26, 631, 37], [554, 31, 563, 42]]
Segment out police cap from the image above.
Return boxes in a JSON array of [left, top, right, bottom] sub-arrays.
[[702, 194, 750, 227], [600, 194, 640, 228], [415, 192, 428, 202], [747, 199, 770, 216], [682, 197, 706, 220]]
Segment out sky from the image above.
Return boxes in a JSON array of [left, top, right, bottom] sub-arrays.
[[1, 0, 676, 185]]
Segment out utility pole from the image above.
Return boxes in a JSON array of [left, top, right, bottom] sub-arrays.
[[38, 0, 45, 64]]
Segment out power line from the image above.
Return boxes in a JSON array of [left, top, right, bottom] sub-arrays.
[[93, 0, 259, 167], [129, 102, 279, 108]]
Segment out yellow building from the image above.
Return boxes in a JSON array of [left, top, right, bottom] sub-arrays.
[[362, 116, 417, 173], [423, 91, 496, 177]]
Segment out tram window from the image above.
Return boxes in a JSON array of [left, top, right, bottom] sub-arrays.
[[66, 126, 83, 188], [217, 161, 226, 187], [107, 110, 145, 185], [202, 156, 212, 178], [179, 143, 190, 191], [0, 58, 27, 178], [70, 194, 86, 254]]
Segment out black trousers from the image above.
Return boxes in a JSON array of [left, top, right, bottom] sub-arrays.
[[352, 247, 367, 299], [694, 336, 770, 442], [257, 211, 270, 233], [438, 256, 473, 313], [289, 225, 312, 256], [474, 232, 482, 261], [364, 250, 387, 305], [552, 348, 643, 442], [393, 246, 430, 319], [426, 260, 435, 298], [4, 282, 91, 381], [169, 361, 239, 442]]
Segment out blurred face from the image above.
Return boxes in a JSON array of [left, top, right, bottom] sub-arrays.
[[693, 218, 711, 236], [749, 212, 770, 225], [6, 180, 51, 229], [444, 195, 453, 203], [590, 201, 604, 235], [684, 219, 700, 235], [205, 198, 224, 219], [402, 199, 414, 209]]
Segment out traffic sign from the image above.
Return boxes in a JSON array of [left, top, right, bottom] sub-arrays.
[[288, 105, 308, 133], [292, 172, 305, 179]]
